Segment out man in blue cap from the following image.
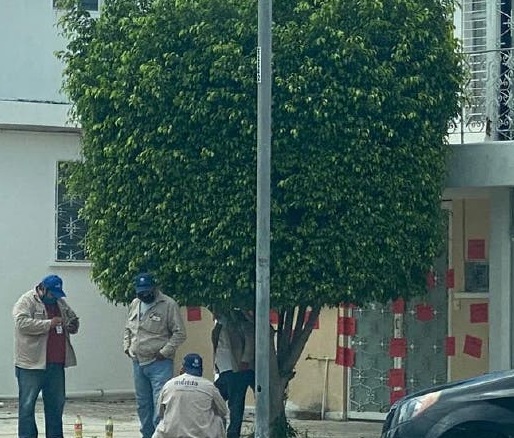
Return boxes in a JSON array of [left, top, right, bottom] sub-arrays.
[[12, 274, 79, 438], [152, 353, 228, 438], [124, 272, 187, 438]]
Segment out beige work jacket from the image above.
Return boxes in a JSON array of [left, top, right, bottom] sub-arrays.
[[123, 290, 186, 364], [13, 289, 79, 369], [213, 319, 255, 373], [152, 373, 228, 438]]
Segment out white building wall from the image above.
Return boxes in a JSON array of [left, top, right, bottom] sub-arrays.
[[0, 0, 136, 397], [0, 130, 134, 397], [0, 0, 69, 102]]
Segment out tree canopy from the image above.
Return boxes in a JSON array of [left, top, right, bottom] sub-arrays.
[[58, 0, 462, 310]]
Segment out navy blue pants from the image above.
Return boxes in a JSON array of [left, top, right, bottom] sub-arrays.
[[215, 369, 255, 438]]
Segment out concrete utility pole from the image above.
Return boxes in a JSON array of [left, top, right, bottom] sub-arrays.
[[255, 0, 272, 433]]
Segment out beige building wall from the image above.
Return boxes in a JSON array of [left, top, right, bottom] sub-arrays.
[[449, 199, 490, 380], [176, 307, 216, 379], [287, 308, 344, 418], [180, 307, 345, 417]]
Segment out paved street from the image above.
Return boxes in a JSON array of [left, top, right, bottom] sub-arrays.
[[0, 398, 383, 438]]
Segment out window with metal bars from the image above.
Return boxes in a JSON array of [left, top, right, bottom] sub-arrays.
[[498, 0, 513, 139], [53, 0, 99, 11], [461, 0, 488, 131], [453, 0, 514, 140], [55, 161, 88, 262]]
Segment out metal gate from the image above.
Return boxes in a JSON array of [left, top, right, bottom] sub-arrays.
[[347, 230, 449, 419]]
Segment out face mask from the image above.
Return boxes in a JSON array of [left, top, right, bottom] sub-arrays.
[[41, 294, 57, 305], [138, 291, 155, 304]]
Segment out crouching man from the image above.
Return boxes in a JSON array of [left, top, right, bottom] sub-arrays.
[[152, 353, 228, 438]]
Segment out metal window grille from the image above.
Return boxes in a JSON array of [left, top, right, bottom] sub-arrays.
[[463, 0, 487, 124], [80, 0, 98, 10], [498, 0, 514, 139], [53, 0, 98, 11], [56, 162, 88, 262], [451, 0, 488, 138], [451, 0, 514, 141]]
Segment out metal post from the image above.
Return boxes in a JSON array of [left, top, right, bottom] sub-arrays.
[[255, 0, 272, 433]]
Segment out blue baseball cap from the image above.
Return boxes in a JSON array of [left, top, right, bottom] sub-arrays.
[[183, 353, 203, 376], [134, 273, 156, 294], [41, 274, 66, 299]]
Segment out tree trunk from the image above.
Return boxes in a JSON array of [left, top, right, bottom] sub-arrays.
[[269, 359, 291, 437], [265, 305, 322, 437]]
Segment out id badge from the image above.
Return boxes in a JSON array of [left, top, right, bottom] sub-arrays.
[[56, 325, 63, 335]]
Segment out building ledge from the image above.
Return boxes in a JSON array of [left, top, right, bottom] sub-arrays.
[[0, 99, 79, 133], [446, 141, 514, 189]]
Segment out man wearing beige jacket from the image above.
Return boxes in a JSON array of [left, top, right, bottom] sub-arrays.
[[212, 310, 255, 438], [152, 353, 228, 438], [13, 274, 79, 438], [124, 272, 187, 438]]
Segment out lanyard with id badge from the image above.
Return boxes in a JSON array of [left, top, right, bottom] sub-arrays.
[[150, 313, 162, 323]]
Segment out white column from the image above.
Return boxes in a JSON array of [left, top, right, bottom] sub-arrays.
[[489, 187, 512, 370]]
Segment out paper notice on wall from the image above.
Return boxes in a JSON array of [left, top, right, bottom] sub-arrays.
[[467, 239, 486, 260], [388, 368, 405, 388], [186, 307, 202, 321], [389, 338, 407, 358], [338, 316, 356, 336], [335, 346, 355, 367], [463, 335, 482, 358], [445, 336, 456, 356], [304, 310, 320, 329], [339, 303, 356, 310], [470, 303, 488, 323], [343, 347, 355, 367], [415, 304, 434, 322], [390, 389, 407, 405], [391, 298, 405, 314]]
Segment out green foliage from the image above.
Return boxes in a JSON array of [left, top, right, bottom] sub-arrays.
[[57, 0, 463, 307]]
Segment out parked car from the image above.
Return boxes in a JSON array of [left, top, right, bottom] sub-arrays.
[[381, 369, 514, 438]]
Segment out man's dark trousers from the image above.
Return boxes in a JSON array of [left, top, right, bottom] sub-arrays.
[[226, 369, 255, 438]]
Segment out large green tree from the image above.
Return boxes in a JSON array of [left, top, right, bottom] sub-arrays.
[[58, 0, 463, 433]]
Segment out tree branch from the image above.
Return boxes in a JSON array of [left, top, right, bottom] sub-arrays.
[[277, 307, 295, 371], [282, 305, 322, 373]]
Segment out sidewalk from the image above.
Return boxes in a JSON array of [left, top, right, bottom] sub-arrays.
[[0, 398, 383, 438]]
